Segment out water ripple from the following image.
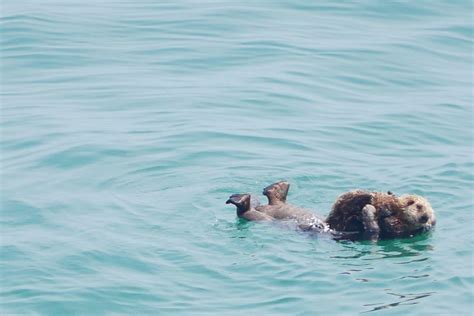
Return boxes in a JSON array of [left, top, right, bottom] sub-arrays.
[[1, 0, 472, 315]]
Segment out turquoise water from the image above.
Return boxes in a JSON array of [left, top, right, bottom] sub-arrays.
[[1, 0, 473, 314]]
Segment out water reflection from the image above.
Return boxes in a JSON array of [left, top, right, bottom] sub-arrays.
[[332, 233, 436, 313], [333, 232, 434, 261], [363, 290, 435, 313]]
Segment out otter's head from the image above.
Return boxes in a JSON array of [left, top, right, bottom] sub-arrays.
[[226, 193, 251, 216], [262, 181, 289, 205], [397, 194, 436, 233]]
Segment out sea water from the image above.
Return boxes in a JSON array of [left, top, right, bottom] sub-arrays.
[[1, 1, 473, 315]]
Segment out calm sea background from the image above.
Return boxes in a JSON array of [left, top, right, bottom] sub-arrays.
[[1, 1, 473, 315]]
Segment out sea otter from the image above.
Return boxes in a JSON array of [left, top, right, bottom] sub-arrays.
[[226, 193, 274, 221], [256, 181, 330, 233], [326, 190, 436, 240]]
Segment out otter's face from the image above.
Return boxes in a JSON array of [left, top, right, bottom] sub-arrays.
[[262, 181, 289, 201], [398, 195, 436, 233]]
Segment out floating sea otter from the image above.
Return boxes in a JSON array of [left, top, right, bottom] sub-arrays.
[[326, 190, 436, 240], [226, 182, 436, 241]]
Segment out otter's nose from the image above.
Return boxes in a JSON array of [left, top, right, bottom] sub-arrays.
[[419, 215, 429, 223]]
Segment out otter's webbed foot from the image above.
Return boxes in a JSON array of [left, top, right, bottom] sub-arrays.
[[361, 204, 380, 241]]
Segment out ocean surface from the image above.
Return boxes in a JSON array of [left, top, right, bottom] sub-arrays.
[[1, 1, 473, 315]]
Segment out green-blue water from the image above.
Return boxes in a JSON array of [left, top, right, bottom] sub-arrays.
[[1, 1, 473, 315]]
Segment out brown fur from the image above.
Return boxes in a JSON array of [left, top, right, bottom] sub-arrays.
[[326, 190, 436, 238]]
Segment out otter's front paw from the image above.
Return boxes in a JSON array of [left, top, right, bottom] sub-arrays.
[[361, 205, 380, 241], [361, 205, 377, 224]]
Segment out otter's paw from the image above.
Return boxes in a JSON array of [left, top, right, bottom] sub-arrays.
[[361, 205, 377, 223], [361, 204, 380, 241]]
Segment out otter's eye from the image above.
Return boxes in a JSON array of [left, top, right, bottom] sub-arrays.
[[406, 200, 415, 206], [416, 204, 423, 211]]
